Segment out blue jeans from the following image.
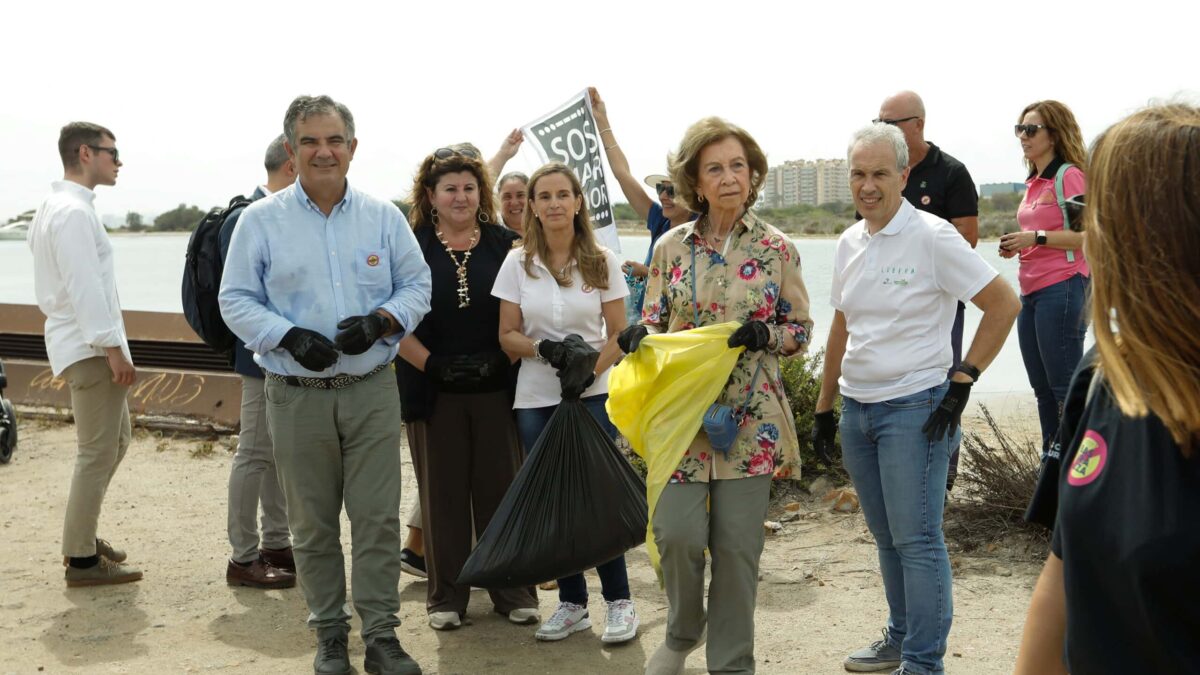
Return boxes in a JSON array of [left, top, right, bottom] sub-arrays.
[[515, 394, 630, 605], [841, 382, 956, 675], [1017, 274, 1089, 456]]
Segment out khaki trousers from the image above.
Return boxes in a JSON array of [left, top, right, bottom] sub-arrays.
[[653, 473, 772, 675], [61, 356, 132, 557], [266, 368, 403, 639], [406, 390, 535, 615], [227, 375, 290, 563]]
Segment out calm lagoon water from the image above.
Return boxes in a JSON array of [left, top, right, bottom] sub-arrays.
[[0, 233, 1045, 395]]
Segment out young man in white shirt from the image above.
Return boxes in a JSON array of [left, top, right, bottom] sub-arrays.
[[28, 122, 142, 587], [813, 123, 1019, 675]]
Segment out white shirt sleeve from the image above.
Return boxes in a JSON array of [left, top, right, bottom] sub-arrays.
[[51, 210, 124, 348], [599, 249, 630, 302], [931, 222, 998, 303], [830, 235, 847, 311], [490, 249, 524, 304]]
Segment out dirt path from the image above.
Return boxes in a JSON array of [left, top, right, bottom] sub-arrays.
[[0, 411, 1042, 674]]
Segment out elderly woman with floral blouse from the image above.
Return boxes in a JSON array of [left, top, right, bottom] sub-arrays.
[[618, 117, 812, 675]]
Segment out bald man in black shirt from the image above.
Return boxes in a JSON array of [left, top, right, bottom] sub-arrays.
[[876, 91, 979, 492]]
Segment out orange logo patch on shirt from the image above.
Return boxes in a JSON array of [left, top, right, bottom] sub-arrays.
[[366, 254, 380, 267], [1067, 430, 1108, 486]]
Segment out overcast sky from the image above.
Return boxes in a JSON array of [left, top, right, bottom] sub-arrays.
[[3, 0, 1196, 224]]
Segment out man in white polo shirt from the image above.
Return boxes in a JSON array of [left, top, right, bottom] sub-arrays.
[[813, 123, 1018, 675], [28, 122, 143, 587]]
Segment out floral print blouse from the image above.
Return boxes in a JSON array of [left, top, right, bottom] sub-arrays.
[[640, 211, 813, 482]]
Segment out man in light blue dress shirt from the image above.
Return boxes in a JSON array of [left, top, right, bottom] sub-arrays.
[[220, 95, 430, 675]]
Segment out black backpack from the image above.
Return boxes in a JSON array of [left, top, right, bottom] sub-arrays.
[[181, 195, 252, 353]]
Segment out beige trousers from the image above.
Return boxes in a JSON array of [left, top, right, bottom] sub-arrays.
[[61, 356, 132, 558]]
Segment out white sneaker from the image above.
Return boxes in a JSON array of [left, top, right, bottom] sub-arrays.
[[508, 607, 540, 625], [428, 611, 462, 631], [535, 601, 590, 641], [601, 598, 639, 644]]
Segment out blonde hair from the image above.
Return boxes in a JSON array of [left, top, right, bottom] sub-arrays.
[[1019, 100, 1088, 175], [521, 163, 609, 290], [1086, 102, 1200, 452], [667, 117, 768, 214]]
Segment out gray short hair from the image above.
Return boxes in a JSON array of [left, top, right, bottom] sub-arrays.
[[283, 95, 355, 148], [264, 134, 289, 172], [497, 171, 528, 191], [847, 123, 908, 172]]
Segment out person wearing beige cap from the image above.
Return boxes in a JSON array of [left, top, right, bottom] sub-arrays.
[[589, 88, 696, 318]]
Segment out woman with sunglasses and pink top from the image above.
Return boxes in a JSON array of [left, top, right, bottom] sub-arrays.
[[998, 101, 1090, 497]]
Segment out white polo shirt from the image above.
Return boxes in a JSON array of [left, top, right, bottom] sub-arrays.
[[491, 247, 628, 408], [832, 200, 996, 403]]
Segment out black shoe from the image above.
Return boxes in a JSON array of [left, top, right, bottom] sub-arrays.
[[365, 635, 422, 675], [400, 548, 427, 579], [313, 631, 351, 675]]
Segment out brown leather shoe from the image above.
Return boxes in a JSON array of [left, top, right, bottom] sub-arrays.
[[226, 558, 296, 589], [259, 546, 295, 574]]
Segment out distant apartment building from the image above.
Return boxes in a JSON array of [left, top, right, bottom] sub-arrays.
[[762, 159, 852, 208], [979, 182, 1026, 198]]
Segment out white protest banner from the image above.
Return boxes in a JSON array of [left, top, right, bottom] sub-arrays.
[[520, 89, 620, 252]]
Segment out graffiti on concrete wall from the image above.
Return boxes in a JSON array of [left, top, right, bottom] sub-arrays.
[[28, 368, 206, 407]]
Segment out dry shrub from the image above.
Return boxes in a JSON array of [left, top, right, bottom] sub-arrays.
[[949, 404, 1049, 549]]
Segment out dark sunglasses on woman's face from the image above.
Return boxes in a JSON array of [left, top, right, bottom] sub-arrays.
[[1014, 124, 1051, 138], [655, 183, 675, 198], [434, 146, 479, 160]]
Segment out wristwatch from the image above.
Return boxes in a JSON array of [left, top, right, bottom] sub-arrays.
[[1035, 230, 1047, 246], [954, 362, 981, 382], [531, 339, 547, 364]]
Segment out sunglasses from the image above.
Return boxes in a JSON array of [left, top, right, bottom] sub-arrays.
[[434, 146, 479, 160], [87, 144, 120, 162], [655, 183, 675, 198], [872, 116, 919, 126], [1014, 124, 1051, 138]]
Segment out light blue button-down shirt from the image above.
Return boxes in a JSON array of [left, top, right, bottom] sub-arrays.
[[219, 178, 431, 377]]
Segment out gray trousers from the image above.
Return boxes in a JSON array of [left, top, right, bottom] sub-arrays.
[[227, 375, 290, 563], [61, 356, 132, 557], [266, 368, 403, 639], [653, 474, 772, 675]]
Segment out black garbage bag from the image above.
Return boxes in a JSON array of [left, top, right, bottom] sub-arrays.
[[458, 398, 648, 588]]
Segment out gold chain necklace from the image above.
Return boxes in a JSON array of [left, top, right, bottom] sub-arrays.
[[435, 225, 479, 308]]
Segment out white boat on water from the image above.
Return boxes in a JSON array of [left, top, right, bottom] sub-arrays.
[[0, 221, 30, 241]]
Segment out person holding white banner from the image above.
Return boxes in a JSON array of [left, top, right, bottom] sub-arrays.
[[589, 87, 696, 322]]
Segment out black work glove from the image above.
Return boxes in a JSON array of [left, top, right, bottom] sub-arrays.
[[812, 410, 838, 465], [727, 320, 772, 351], [280, 327, 339, 371], [922, 380, 973, 441], [617, 325, 648, 354], [425, 352, 509, 390], [557, 335, 600, 400], [334, 312, 390, 355], [537, 339, 569, 369]]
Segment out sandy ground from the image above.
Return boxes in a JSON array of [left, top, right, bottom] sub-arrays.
[[0, 400, 1044, 675]]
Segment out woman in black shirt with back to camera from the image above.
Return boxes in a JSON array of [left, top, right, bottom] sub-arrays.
[[1015, 103, 1200, 675]]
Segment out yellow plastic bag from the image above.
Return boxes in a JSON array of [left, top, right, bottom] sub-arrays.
[[607, 322, 741, 580]]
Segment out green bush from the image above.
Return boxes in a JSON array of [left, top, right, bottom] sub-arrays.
[[779, 349, 843, 476]]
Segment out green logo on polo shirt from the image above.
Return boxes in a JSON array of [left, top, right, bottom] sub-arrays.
[[881, 265, 917, 287]]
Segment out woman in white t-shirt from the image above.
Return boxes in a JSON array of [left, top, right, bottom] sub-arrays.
[[492, 162, 638, 645]]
